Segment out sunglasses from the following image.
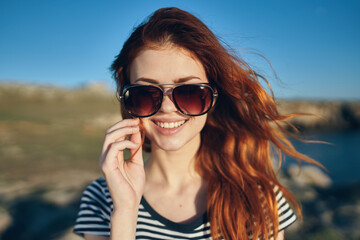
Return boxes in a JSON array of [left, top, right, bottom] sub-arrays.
[[119, 83, 218, 117]]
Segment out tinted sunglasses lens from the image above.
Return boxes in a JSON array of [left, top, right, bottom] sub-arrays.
[[173, 85, 213, 115], [123, 86, 162, 117]]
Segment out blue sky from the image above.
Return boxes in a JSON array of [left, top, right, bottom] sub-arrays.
[[0, 0, 359, 100]]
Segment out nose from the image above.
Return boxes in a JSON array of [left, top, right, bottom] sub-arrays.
[[158, 90, 178, 113]]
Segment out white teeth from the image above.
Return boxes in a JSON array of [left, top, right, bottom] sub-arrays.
[[156, 120, 186, 129]]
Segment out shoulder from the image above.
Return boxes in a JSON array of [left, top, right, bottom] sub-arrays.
[[83, 177, 109, 198], [73, 177, 113, 237], [81, 178, 112, 205], [86, 177, 108, 191], [273, 185, 297, 231]]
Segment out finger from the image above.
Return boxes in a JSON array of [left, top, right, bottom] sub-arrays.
[[106, 118, 139, 135], [101, 140, 139, 173], [128, 125, 143, 166], [102, 126, 140, 153]]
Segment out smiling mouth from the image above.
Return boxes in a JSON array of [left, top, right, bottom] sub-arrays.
[[154, 120, 186, 129]]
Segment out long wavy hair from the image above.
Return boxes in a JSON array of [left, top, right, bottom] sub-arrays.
[[111, 7, 319, 239]]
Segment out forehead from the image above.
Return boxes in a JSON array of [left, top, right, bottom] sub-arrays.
[[129, 46, 207, 84]]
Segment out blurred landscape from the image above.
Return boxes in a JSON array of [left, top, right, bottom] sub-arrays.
[[0, 83, 359, 239]]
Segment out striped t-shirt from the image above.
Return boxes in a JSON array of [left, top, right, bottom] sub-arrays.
[[74, 178, 296, 239]]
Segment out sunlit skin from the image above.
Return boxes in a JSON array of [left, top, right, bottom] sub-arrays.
[[129, 45, 209, 223]]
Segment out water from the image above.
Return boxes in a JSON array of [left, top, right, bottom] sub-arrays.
[[282, 130, 360, 185]]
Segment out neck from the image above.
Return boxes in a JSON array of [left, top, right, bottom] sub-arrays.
[[145, 135, 202, 188]]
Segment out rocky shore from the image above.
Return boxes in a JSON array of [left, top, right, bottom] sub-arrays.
[[277, 100, 360, 132], [280, 165, 360, 240]]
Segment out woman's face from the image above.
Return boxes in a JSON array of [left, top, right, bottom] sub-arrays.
[[129, 45, 208, 152]]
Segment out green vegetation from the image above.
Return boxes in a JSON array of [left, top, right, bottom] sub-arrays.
[[0, 83, 121, 180]]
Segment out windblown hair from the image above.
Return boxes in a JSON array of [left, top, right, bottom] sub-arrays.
[[111, 7, 319, 239]]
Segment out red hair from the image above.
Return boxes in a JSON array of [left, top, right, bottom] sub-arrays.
[[111, 7, 320, 239]]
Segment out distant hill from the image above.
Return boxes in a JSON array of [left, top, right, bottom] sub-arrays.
[[277, 100, 360, 131], [1, 82, 359, 131]]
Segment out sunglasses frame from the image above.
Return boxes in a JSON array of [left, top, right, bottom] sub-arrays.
[[119, 83, 218, 118]]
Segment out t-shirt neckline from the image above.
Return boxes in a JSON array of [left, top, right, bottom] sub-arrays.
[[140, 196, 208, 233]]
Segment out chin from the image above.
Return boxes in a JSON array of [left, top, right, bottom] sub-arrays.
[[151, 138, 187, 152]]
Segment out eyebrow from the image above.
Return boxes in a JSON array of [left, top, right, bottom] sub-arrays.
[[134, 76, 201, 84]]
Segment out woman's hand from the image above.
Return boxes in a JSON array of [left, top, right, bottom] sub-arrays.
[[99, 118, 145, 211]]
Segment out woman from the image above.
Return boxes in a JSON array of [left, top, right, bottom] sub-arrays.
[[74, 7, 316, 239]]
